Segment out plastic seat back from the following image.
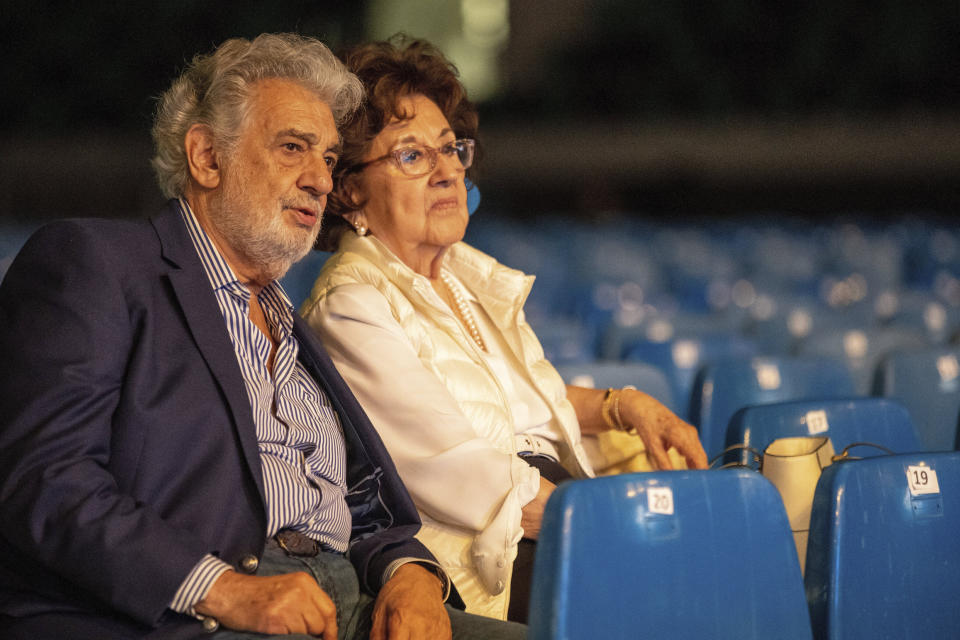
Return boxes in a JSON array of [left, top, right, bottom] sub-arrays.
[[873, 347, 960, 451], [805, 452, 960, 639], [281, 249, 332, 310], [798, 326, 928, 394], [693, 356, 857, 460], [0, 222, 41, 284], [529, 470, 813, 640], [527, 318, 595, 366], [555, 361, 675, 414], [624, 333, 759, 422], [725, 397, 924, 464]]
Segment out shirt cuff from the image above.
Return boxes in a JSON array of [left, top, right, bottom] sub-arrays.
[[382, 557, 452, 603], [169, 554, 234, 618]]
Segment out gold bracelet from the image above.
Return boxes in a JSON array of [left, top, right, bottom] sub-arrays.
[[612, 389, 626, 431], [600, 388, 618, 431], [600, 387, 632, 432]]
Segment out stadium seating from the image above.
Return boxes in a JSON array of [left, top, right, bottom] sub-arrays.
[[554, 361, 675, 414], [278, 248, 332, 310], [805, 452, 960, 639], [624, 333, 759, 422], [872, 347, 960, 451], [528, 470, 812, 639], [0, 222, 40, 284], [691, 356, 857, 461], [798, 325, 929, 394], [724, 397, 924, 466]]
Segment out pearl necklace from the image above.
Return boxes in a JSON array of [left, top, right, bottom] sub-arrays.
[[440, 271, 486, 351]]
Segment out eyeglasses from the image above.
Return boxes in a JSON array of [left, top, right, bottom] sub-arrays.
[[354, 138, 475, 177]]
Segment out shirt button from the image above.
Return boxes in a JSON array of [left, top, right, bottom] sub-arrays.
[[497, 558, 505, 568], [239, 554, 259, 573], [202, 616, 220, 633], [496, 580, 504, 591]]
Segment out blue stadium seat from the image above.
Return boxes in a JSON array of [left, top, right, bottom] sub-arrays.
[[798, 325, 928, 394], [878, 289, 956, 344], [528, 470, 812, 640], [745, 295, 822, 356], [805, 452, 960, 639], [527, 318, 594, 366], [0, 222, 41, 284], [554, 361, 676, 414], [725, 397, 924, 466], [624, 333, 759, 422], [873, 347, 960, 451], [692, 356, 857, 460], [280, 248, 332, 310]]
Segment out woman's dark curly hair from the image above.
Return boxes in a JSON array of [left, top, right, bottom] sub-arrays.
[[316, 35, 479, 251]]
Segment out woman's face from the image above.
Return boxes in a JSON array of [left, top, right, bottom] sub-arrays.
[[350, 94, 469, 271]]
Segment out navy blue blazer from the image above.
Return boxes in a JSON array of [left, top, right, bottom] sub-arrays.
[[0, 201, 451, 639]]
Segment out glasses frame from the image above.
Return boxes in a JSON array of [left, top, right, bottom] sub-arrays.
[[353, 138, 475, 178]]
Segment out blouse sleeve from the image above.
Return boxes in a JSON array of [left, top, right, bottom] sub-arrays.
[[302, 282, 541, 535]]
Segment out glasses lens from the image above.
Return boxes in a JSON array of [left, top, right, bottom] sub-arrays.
[[395, 147, 432, 176], [454, 139, 474, 170]]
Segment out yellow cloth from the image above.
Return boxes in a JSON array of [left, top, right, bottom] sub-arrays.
[[593, 430, 689, 475]]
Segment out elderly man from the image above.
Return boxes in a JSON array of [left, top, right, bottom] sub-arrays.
[[0, 34, 525, 640]]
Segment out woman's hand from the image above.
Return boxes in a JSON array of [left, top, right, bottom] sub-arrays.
[[617, 389, 708, 470], [566, 385, 708, 471]]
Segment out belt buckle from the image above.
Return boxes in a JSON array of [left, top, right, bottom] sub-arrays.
[[275, 529, 320, 557]]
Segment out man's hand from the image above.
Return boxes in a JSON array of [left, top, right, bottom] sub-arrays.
[[195, 570, 338, 639], [370, 563, 451, 640], [520, 476, 557, 540], [618, 389, 709, 470]]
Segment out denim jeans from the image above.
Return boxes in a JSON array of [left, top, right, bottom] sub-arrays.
[[212, 541, 526, 640]]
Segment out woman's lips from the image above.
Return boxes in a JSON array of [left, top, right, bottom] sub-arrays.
[[431, 197, 459, 211]]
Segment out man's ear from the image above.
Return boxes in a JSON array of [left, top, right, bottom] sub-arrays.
[[184, 124, 221, 190]]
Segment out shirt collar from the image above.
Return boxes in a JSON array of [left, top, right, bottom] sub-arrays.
[[176, 197, 295, 332]]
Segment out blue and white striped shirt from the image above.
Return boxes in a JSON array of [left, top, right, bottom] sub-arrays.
[[170, 199, 350, 614]]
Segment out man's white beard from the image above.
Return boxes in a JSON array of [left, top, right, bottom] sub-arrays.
[[211, 174, 322, 283]]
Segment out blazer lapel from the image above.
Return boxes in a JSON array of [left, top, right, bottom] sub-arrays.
[[150, 203, 266, 503]]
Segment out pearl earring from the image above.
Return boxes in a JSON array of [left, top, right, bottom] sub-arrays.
[[354, 222, 367, 236]]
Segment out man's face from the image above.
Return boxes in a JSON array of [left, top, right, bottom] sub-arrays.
[[209, 78, 340, 283]]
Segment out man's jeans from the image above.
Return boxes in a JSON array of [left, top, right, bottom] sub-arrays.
[[212, 541, 526, 639]]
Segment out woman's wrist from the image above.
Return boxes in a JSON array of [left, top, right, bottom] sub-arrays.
[[600, 387, 636, 432]]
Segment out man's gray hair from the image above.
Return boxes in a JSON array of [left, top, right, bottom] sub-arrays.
[[151, 33, 363, 198]]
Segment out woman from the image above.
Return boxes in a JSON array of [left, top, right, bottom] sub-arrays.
[[302, 37, 708, 622]]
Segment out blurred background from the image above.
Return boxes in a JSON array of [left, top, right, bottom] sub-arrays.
[[2, 0, 958, 221], [2, 1, 959, 402]]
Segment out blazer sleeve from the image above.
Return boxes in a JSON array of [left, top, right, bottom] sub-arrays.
[[0, 222, 215, 626]]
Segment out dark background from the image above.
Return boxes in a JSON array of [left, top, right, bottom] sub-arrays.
[[1, 0, 958, 223]]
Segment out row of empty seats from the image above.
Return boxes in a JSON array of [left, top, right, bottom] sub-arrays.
[[530, 452, 960, 639], [558, 348, 960, 460]]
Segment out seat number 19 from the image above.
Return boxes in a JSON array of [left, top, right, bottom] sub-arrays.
[[907, 465, 940, 496]]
